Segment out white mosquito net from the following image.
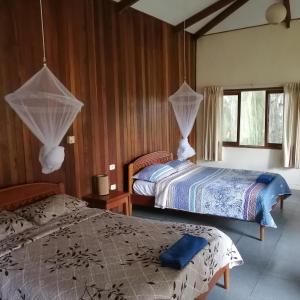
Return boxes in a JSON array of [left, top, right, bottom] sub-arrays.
[[169, 81, 203, 160], [5, 65, 84, 174]]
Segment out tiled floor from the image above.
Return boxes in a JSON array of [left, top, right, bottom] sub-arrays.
[[133, 190, 300, 300]]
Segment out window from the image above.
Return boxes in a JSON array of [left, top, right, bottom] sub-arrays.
[[223, 95, 238, 143], [240, 90, 266, 147], [222, 88, 284, 149]]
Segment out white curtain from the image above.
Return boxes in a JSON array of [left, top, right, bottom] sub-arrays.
[[197, 86, 223, 161], [283, 82, 300, 168], [5, 65, 83, 174], [169, 82, 203, 160]]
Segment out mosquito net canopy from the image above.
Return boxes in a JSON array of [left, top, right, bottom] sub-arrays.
[[5, 65, 84, 174], [169, 81, 203, 161]]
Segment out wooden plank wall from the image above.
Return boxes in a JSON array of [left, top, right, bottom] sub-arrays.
[[0, 0, 196, 196]]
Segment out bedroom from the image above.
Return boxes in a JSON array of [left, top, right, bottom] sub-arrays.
[[0, 0, 299, 299]]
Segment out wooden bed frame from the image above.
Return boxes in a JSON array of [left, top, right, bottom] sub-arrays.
[[197, 265, 229, 300], [128, 151, 288, 241], [0, 181, 228, 299], [0, 182, 65, 211]]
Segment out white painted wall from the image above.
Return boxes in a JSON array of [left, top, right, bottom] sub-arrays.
[[198, 147, 300, 190], [196, 20, 300, 189], [196, 20, 300, 88]]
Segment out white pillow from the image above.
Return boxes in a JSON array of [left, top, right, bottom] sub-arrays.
[[166, 160, 194, 171], [133, 164, 177, 183], [133, 180, 155, 196]]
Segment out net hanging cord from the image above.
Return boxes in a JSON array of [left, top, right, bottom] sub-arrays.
[[183, 20, 186, 82], [39, 0, 47, 65]]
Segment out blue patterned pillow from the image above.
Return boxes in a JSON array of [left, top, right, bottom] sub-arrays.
[[133, 164, 177, 182], [166, 160, 194, 171]]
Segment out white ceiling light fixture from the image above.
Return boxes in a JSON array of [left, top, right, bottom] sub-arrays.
[[266, 2, 287, 24]]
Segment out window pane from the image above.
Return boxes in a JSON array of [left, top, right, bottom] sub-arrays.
[[240, 91, 266, 146], [223, 95, 238, 142], [268, 93, 284, 144]]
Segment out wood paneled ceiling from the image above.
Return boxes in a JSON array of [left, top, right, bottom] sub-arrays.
[[114, 0, 300, 37]]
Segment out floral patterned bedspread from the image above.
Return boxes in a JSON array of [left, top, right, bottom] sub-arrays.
[[0, 208, 242, 300], [155, 166, 291, 228]]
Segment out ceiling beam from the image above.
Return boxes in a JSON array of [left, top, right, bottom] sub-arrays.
[[283, 0, 291, 28], [116, 0, 139, 13], [175, 0, 236, 31], [194, 0, 250, 39]]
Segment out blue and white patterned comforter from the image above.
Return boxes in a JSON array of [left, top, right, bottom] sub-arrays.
[[155, 166, 291, 228]]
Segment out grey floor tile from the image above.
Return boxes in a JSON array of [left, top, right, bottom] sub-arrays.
[[226, 225, 282, 272], [219, 229, 242, 244], [207, 286, 249, 300], [265, 256, 300, 282], [272, 231, 300, 260], [251, 274, 300, 300], [208, 264, 262, 300], [247, 296, 271, 300]]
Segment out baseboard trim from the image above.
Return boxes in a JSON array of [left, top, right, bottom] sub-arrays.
[[290, 185, 300, 191]]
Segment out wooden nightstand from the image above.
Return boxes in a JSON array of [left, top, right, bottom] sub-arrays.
[[83, 191, 131, 216]]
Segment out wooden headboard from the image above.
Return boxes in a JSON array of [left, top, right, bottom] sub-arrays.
[[0, 182, 65, 211], [128, 151, 173, 194]]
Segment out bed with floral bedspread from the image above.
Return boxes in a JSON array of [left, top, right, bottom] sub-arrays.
[[0, 207, 242, 300], [155, 166, 291, 228]]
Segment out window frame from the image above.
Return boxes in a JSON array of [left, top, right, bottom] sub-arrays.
[[223, 87, 283, 149]]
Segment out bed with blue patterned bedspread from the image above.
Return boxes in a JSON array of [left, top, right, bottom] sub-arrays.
[[155, 166, 291, 228]]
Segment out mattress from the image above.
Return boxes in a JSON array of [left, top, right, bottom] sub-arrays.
[[0, 207, 243, 299], [155, 165, 291, 227], [133, 179, 155, 196]]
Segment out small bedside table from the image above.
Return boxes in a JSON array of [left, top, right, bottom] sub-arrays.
[[83, 191, 131, 216]]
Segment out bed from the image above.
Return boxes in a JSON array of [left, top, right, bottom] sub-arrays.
[[0, 182, 242, 300], [128, 151, 291, 241]]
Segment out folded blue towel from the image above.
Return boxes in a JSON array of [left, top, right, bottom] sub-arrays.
[[256, 173, 276, 185], [159, 234, 208, 270]]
